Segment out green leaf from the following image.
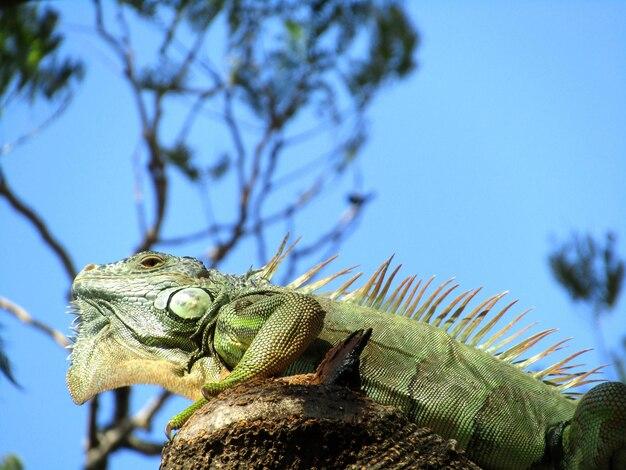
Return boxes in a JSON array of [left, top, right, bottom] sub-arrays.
[[162, 143, 199, 181], [549, 232, 625, 315], [207, 153, 230, 180], [284, 19, 303, 43], [0, 4, 83, 104], [0, 455, 23, 470], [0, 324, 19, 387]]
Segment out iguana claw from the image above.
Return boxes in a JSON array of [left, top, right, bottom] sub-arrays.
[[165, 416, 186, 440], [164, 422, 174, 441], [165, 397, 208, 439]]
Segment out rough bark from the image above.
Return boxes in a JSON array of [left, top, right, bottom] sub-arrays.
[[161, 378, 481, 469], [162, 328, 480, 470]]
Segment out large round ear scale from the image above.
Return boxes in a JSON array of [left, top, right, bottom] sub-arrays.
[[154, 287, 181, 310], [169, 288, 213, 319]]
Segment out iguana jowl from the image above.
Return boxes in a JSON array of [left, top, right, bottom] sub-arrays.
[[67, 240, 626, 469]]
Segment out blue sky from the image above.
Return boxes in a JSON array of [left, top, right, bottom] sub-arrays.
[[1, 2, 625, 468]]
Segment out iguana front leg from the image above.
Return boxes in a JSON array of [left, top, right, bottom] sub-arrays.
[[166, 398, 208, 438], [203, 291, 325, 396], [166, 292, 324, 436]]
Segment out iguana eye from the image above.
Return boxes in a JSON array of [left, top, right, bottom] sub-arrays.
[[168, 288, 212, 319], [139, 255, 164, 269]]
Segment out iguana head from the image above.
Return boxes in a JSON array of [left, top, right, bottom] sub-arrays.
[[67, 251, 236, 403]]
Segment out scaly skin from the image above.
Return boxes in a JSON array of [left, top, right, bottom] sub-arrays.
[[67, 250, 626, 469]]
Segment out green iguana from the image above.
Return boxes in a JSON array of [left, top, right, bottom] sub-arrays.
[[67, 239, 626, 469]]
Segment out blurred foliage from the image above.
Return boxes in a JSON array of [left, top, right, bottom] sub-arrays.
[[0, 455, 22, 470], [549, 232, 624, 315], [549, 232, 625, 383], [0, 4, 83, 106], [162, 143, 199, 180], [0, 323, 18, 386], [118, 0, 418, 181]]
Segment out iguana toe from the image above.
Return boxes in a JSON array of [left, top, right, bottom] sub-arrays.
[[165, 398, 208, 439]]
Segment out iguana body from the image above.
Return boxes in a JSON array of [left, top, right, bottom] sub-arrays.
[[67, 242, 626, 469]]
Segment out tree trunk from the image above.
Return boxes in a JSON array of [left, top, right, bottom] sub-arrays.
[[161, 378, 480, 469], [161, 330, 480, 469]]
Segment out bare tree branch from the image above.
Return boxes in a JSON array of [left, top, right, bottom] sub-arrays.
[[157, 5, 185, 55], [131, 139, 148, 236], [133, 390, 172, 429], [90, 2, 170, 462], [0, 170, 77, 281], [210, 128, 274, 265], [283, 198, 370, 283], [156, 176, 323, 249], [0, 297, 70, 349], [132, 89, 167, 253], [171, 27, 208, 86], [0, 96, 72, 157], [86, 390, 171, 469], [157, 223, 232, 247], [93, 0, 169, 254], [123, 435, 163, 455], [175, 87, 223, 143], [224, 88, 247, 190], [86, 395, 101, 463]]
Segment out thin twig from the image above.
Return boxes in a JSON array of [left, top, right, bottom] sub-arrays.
[[224, 88, 247, 190], [1, 96, 72, 157], [151, 8, 225, 93], [131, 138, 148, 236], [123, 435, 163, 455], [255, 177, 324, 228], [252, 138, 283, 265], [94, 0, 168, 254], [271, 144, 345, 189], [86, 395, 100, 460], [93, 0, 125, 57], [283, 199, 369, 283], [157, 223, 232, 246], [176, 87, 223, 143], [0, 297, 70, 348], [172, 27, 208, 86], [210, 128, 273, 265], [156, 176, 323, 248], [0, 170, 77, 281], [157, 3, 185, 55], [132, 389, 172, 429]]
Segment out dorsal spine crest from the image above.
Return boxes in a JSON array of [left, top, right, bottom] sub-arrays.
[[263, 240, 604, 395]]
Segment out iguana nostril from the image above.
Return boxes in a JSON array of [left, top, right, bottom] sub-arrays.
[[83, 264, 97, 272]]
